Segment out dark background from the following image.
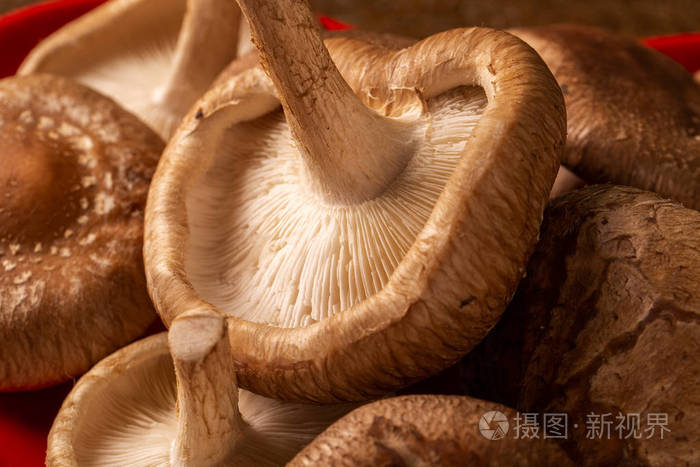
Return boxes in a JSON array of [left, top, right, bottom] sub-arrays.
[[2, 0, 700, 37]]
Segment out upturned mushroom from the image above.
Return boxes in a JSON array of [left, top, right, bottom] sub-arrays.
[[290, 395, 574, 466], [510, 25, 700, 209], [144, 0, 565, 402], [18, 0, 243, 139], [420, 185, 700, 466], [0, 74, 162, 390], [47, 309, 354, 466]]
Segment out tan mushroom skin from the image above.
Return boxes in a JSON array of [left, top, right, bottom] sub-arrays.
[[0, 74, 161, 391], [511, 24, 700, 209], [434, 185, 700, 466], [290, 395, 574, 466], [145, 0, 565, 402]]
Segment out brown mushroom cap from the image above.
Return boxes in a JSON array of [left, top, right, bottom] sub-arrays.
[[510, 24, 700, 209], [420, 185, 700, 465], [18, 0, 242, 139], [289, 395, 574, 466], [145, 0, 565, 403], [0, 74, 162, 391]]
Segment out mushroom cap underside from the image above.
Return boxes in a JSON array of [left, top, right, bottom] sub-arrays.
[[47, 332, 354, 466], [18, 0, 242, 139], [145, 27, 566, 402]]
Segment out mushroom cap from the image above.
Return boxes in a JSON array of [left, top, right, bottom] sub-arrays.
[[436, 185, 700, 465], [18, 0, 241, 139], [289, 394, 574, 466], [510, 24, 700, 209], [47, 332, 354, 466], [145, 27, 565, 402], [0, 74, 162, 390]]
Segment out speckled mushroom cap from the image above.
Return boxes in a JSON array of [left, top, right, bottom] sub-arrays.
[[510, 25, 700, 209], [0, 74, 162, 391], [435, 185, 700, 466], [289, 395, 574, 466], [145, 0, 565, 402], [19, 0, 242, 139]]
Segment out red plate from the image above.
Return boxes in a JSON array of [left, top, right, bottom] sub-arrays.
[[643, 32, 700, 73], [0, 1, 697, 466]]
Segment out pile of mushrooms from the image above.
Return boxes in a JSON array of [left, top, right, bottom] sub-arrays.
[[3, 0, 699, 464]]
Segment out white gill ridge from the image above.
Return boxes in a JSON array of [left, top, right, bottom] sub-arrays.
[[186, 86, 488, 328]]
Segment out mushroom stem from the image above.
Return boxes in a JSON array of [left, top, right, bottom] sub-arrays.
[[235, 0, 414, 204], [156, 0, 241, 116], [168, 309, 244, 466]]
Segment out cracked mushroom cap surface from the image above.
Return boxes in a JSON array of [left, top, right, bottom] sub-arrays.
[[511, 24, 700, 209], [46, 331, 354, 466], [0, 74, 162, 391], [434, 185, 700, 466], [145, 0, 565, 403], [19, 0, 243, 139], [289, 395, 574, 466]]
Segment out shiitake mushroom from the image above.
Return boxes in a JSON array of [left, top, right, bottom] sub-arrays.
[[512, 25, 700, 208], [0, 74, 162, 390], [19, 0, 243, 139], [144, 0, 566, 402], [410, 185, 700, 466], [290, 395, 574, 466], [47, 310, 355, 466]]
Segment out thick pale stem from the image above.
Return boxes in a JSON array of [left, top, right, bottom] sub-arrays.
[[157, 0, 241, 114], [169, 309, 244, 467], [236, 0, 412, 204]]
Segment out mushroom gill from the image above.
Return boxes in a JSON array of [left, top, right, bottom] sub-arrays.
[[19, 0, 242, 139], [145, 0, 565, 402], [186, 86, 487, 327], [47, 312, 354, 466]]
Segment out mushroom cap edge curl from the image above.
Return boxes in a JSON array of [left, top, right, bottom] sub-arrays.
[[144, 15, 566, 403]]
